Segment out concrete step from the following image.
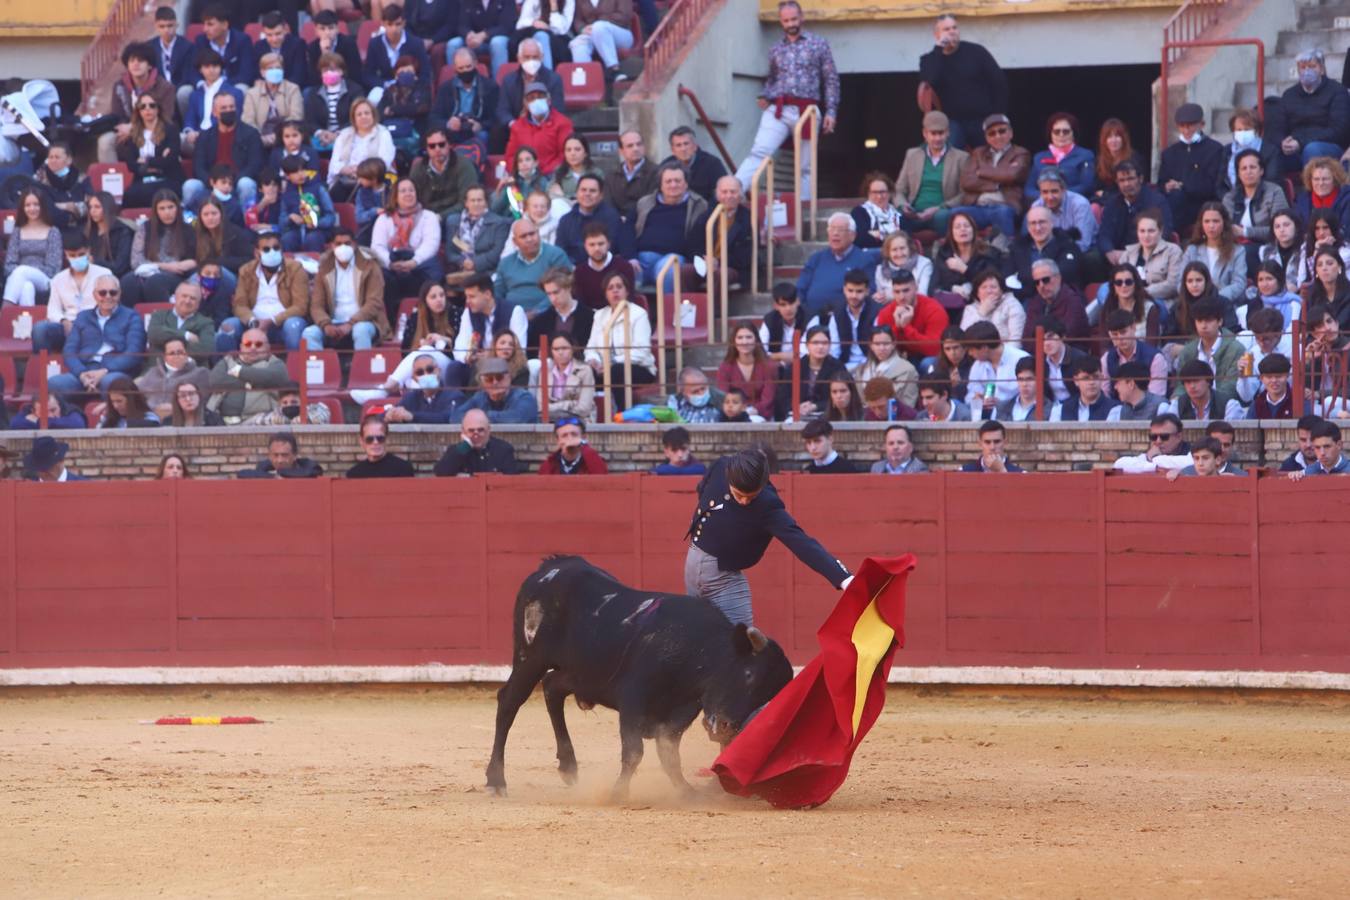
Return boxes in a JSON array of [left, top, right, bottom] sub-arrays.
[[1295, 5, 1350, 33], [776, 240, 828, 265], [1277, 28, 1350, 59], [1233, 81, 1294, 110]]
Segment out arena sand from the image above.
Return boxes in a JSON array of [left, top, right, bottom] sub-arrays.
[[2, 684, 1348, 898]]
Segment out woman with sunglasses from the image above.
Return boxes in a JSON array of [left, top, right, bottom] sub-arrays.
[[1099, 263, 1160, 342], [1024, 112, 1095, 204], [115, 93, 183, 208], [346, 414, 416, 478]]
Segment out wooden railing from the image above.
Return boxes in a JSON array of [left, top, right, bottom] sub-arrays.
[[80, 0, 158, 115]]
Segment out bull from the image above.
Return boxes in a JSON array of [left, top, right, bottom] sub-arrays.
[[485, 555, 793, 800]]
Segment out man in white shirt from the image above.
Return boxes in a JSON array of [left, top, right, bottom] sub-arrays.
[[453, 273, 529, 365], [35, 231, 112, 353], [304, 229, 387, 351], [963, 320, 1028, 416], [1112, 412, 1195, 474]]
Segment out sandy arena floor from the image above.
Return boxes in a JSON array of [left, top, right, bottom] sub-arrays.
[[2, 684, 1348, 898]]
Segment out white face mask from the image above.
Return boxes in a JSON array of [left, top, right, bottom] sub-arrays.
[[334, 244, 355, 264], [521, 59, 542, 76], [1233, 129, 1256, 146]]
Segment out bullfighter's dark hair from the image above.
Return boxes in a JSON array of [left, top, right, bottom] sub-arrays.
[[725, 449, 770, 494]]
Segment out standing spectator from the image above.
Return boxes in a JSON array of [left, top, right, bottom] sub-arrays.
[[663, 126, 728, 206], [184, 92, 263, 209], [1223, 148, 1290, 277], [818, 268, 882, 366], [97, 43, 179, 164], [305, 229, 390, 351], [449, 0, 516, 82], [47, 274, 146, 399], [1292, 156, 1350, 239], [1021, 260, 1088, 352], [917, 376, 971, 422], [993, 356, 1041, 422], [1158, 103, 1224, 234], [732, 1, 839, 198], [23, 437, 86, 483], [494, 217, 573, 315], [444, 185, 513, 286], [1030, 167, 1097, 254], [894, 111, 968, 236], [504, 84, 574, 176], [3, 189, 61, 307], [122, 190, 198, 305], [346, 415, 416, 478], [801, 418, 856, 473], [365, 5, 434, 96], [433, 408, 520, 475], [556, 175, 635, 265], [717, 325, 777, 421], [278, 156, 337, 252], [960, 268, 1025, 346], [411, 128, 480, 217], [454, 273, 528, 364], [115, 93, 184, 209], [651, 427, 706, 475], [1273, 50, 1350, 173], [1181, 201, 1248, 307], [1091, 118, 1145, 204], [852, 327, 919, 408], [604, 130, 658, 220], [192, 4, 255, 89], [1286, 421, 1349, 479], [1098, 160, 1172, 264], [1024, 112, 1096, 203], [35, 231, 112, 354], [930, 209, 1003, 297], [569, 0, 634, 86], [1101, 308, 1168, 397], [539, 417, 610, 475], [384, 351, 467, 424], [454, 355, 539, 423], [953, 114, 1028, 241], [327, 99, 395, 202], [1049, 355, 1118, 422], [147, 281, 216, 365], [1119, 210, 1183, 306], [237, 432, 324, 479], [870, 424, 928, 474], [850, 172, 904, 250], [207, 328, 290, 423], [872, 231, 933, 300], [146, 6, 195, 90], [242, 52, 304, 152], [99, 373, 161, 428], [304, 53, 363, 152], [1220, 108, 1280, 194], [434, 48, 498, 154], [916, 14, 1005, 151], [493, 38, 566, 141], [372, 177, 443, 320], [796, 213, 879, 317], [876, 269, 946, 363], [223, 231, 309, 351], [529, 332, 596, 423], [1105, 360, 1166, 422], [1005, 205, 1080, 302], [85, 192, 135, 278], [964, 320, 1028, 411], [961, 420, 1023, 472]]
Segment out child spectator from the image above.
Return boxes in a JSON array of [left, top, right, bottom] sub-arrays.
[[1174, 437, 1226, 478], [353, 158, 390, 245], [190, 165, 246, 227], [278, 156, 336, 251], [801, 418, 857, 473], [266, 120, 318, 179], [651, 427, 706, 475], [248, 172, 284, 230], [719, 387, 753, 423], [1245, 353, 1293, 419]]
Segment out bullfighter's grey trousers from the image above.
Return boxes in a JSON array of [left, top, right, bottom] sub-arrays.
[[684, 544, 754, 626]]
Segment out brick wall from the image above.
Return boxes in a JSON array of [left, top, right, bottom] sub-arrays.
[[0, 421, 1304, 479]]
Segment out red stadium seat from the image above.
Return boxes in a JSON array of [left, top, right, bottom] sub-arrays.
[[86, 162, 133, 203], [346, 348, 404, 392], [0, 353, 17, 400], [185, 23, 205, 42], [334, 202, 357, 233], [360, 397, 398, 419], [1085, 282, 1105, 302], [286, 349, 343, 396], [394, 296, 418, 343], [485, 155, 506, 191], [655, 291, 709, 346], [244, 22, 263, 41], [19, 353, 66, 403], [754, 191, 797, 244], [558, 63, 604, 111], [312, 395, 345, 423], [0, 305, 40, 354], [134, 302, 172, 333], [496, 61, 519, 85], [356, 20, 381, 58]]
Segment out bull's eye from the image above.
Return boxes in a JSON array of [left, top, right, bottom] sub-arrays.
[[745, 667, 755, 683]]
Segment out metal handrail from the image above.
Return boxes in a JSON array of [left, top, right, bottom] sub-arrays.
[[1158, 37, 1264, 155], [80, 0, 155, 115], [748, 155, 774, 297], [703, 202, 729, 344], [654, 255, 683, 392], [598, 301, 636, 416], [633, 0, 724, 96], [792, 105, 820, 243], [678, 85, 736, 172], [1162, 0, 1229, 66]]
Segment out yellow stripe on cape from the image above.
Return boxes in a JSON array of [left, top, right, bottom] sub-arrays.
[[849, 577, 894, 738]]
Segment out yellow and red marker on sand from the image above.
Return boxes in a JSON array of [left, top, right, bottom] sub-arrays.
[[147, 716, 264, 725]]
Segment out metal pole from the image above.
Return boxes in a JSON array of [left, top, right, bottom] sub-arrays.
[[538, 335, 549, 422]]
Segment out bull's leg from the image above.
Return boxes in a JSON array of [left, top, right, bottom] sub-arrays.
[[541, 670, 578, 785], [485, 660, 547, 797], [610, 706, 645, 803], [655, 728, 695, 797]]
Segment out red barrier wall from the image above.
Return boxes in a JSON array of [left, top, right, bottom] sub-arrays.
[[2, 473, 1347, 672]]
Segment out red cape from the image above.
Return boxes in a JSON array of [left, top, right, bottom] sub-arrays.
[[712, 554, 915, 809]]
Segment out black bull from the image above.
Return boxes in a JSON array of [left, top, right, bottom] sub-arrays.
[[485, 556, 793, 799]]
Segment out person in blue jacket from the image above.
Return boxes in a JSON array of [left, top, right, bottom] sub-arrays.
[[1024, 111, 1096, 205], [47, 274, 147, 398], [277, 156, 336, 251]]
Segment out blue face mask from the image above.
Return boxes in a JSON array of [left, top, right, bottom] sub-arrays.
[[200, 276, 219, 292], [264, 67, 285, 85], [416, 373, 439, 389], [527, 98, 549, 119], [69, 254, 89, 273], [52, 166, 71, 179], [213, 188, 232, 202], [396, 71, 415, 86], [687, 390, 710, 407], [260, 248, 283, 268]]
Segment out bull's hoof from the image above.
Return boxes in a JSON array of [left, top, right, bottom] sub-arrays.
[[558, 766, 578, 786], [485, 783, 508, 798]]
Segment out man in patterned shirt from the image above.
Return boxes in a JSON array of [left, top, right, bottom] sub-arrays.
[[733, 0, 839, 200]]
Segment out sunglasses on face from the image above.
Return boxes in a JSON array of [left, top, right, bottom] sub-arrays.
[[96, 289, 120, 297], [1051, 128, 1073, 136], [363, 434, 387, 444], [1149, 432, 1177, 442], [241, 341, 268, 349], [412, 366, 437, 376], [138, 102, 158, 110], [1113, 278, 1136, 286], [426, 141, 448, 149], [986, 127, 1009, 136], [1034, 276, 1054, 286]]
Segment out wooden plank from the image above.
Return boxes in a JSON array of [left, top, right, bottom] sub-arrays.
[[17, 588, 174, 652], [332, 616, 483, 650], [1104, 522, 1251, 556], [1261, 617, 1350, 656], [1107, 618, 1255, 656], [1107, 585, 1254, 620], [178, 556, 330, 618], [1258, 558, 1350, 591], [1105, 553, 1252, 588], [1107, 482, 1249, 523], [948, 585, 1098, 619], [176, 617, 328, 651], [947, 551, 1097, 587], [946, 617, 1098, 655]]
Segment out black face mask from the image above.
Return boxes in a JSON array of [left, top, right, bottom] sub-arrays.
[[217, 111, 237, 127], [281, 404, 301, 418], [458, 70, 475, 84]]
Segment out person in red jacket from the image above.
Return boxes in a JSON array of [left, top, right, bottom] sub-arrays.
[[875, 269, 948, 364], [538, 416, 609, 474], [505, 82, 574, 175]]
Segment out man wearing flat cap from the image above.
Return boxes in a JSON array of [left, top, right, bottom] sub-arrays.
[[451, 356, 539, 424], [954, 113, 1030, 242], [24, 437, 86, 482], [1158, 102, 1224, 233], [504, 80, 573, 175]]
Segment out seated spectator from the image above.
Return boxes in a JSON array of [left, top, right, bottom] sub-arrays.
[[824, 376, 864, 423], [1090, 118, 1145, 204], [494, 217, 573, 315], [3, 189, 61, 307], [1307, 246, 1350, 332], [1296, 156, 1350, 240], [604, 130, 658, 220], [850, 172, 904, 249], [491, 331, 530, 387], [347, 414, 416, 478], [364, 5, 433, 97], [1288, 421, 1350, 478], [539, 417, 609, 475], [550, 135, 603, 204], [717, 325, 776, 420], [871, 424, 928, 474], [396, 281, 459, 367], [376, 54, 433, 154], [1024, 111, 1095, 204], [243, 382, 333, 426], [1159, 103, 1224, 234], [448, 0, 515, 84], [1099, 263, 1162, 344], [759, 281, 811, 368], [929, 324, 973, 400], [801, 418, 856, 473], [208, 327, 291, 422], [1275, 50, 1350, 173], [184, 92, 263, 209], [569, 0, 636, 85], [382, 351, 466, 424], [22, 143, 88, 229], [136, 336, 206, 420], [894, 111, 968, 236], [1113, 412, 1191, 472], [1244, 352, 1294, 420], [1181, 201, 1247, 307], [192, 197, 254, 286], [410, 128, 479, 218], [188, 165, 246, 227], [961, 420, 1024, 472], [171, 379, 224, 426], [951, 114, 1028, 241], [505, 83, 573, 176], [1098, 160, 1171, 264], [1220, 108, 1280, 194], [238, 432, 325, 479], [930, 209, 1003, 297], [1049, 355, 1118, 422], [34, 231, 112, 354], [178, 48, 239, 155], [433, 48, 498, 155], [98, 374, 161, 428], [1117, 210, 1185, 314], [667, 366, 724, 424], [1281, 414, 1325, 471], [861, 376, 918, 422], [242, 52, 304, 152], [433, 408, 520, 476], [692, 176, 753, 287], [1106, 360, 1166, 422], [960, 268, 1025, 345], [873, 231, 933, 301], [147, 6, 195, 92], [663, 127, 729, 206], [48, 275, 146, 398], [852, 327, 919, 408], [786, 326, 848, 422], [306, 12, 363, 92], [964, 320, 1028, 412], [372, 177, 443, 317], [556, 177, 635, 267], [876, 269, 946, 364], [266, 119, 317, 179], [304, 53, 362, 153], [305, 228, 390, 350], [85, 192, 135, 278], [632, 163, 706, 292], [1302, 304, 1350, 413], [1172, 296, 1242, 404], [817, 268, 882, 366], [444, 185, 513, 286], [1164, 358, 1245, 422], [651, 426, 706, 475], [97, 43, 178, 165], [918, 375, 971, 422], [524, 268, 593, 355], [9, 395, 86, 431], [797, 213, 879, 317], [278, 156, 337, 252], [1035, 316, 1088, 405], [250, 172, 285, 232], [196, 259, 236, 329], [583, 271, 656, 406], [719, 387, 755, 423], [23, 437, 86, 482], [529, 332, 596, 423], [221, 231, 308, 351], [327, 99, 395, 202], [993, 356, 1041, 422], [1167, 436, 1230, 479], [1223, 148, 1289, 276], [454, 272, 529, 364], [1029, 167, 1096, 254], [1244, 261, 1302, 333], [1005, 205, 1081, 302], [1101, 308, 1168, 398], [455, 356, 539, 423], [253, 11, 308, 85], [1235, 306, 1292, 405], [1300, 210, 1350, 289], [1021, 260, 1088, 352]]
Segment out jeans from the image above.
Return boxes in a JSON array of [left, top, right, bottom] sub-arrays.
[[1283, 140, 1345, 174], [948, 204, 1017, 238], [569, 22, 634, 69], [302, 320, 377, 350], [637, 251, 683, 294], [446, 35, 510, 78], [947, 118, 986, 152], [182, 176, 257, 210], [734, 105, 812, 199], [898, 209, 951, 237], [3, 265, 51, 306], [215, 315, 307, 352], [281, 228, 328, 252], [48, 370, 126, 398], [32, 320, 67, 353]]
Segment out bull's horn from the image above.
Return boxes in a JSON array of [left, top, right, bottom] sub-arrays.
[[746, 626, 769, 655]]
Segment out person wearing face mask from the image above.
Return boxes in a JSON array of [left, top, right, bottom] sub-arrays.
[[494, 38, 565, 141], [433, 48, 500, 152], [183, 91, 263, 210], [385, 352, 467, 424], [223, 232, 310, 352], [1157, 103, 1224, 234], [1218, 108, 1279, 194], [377, 53, 433, 154], [243, 383, 333, 425], [303, 54, 363, 151], [35, 231, 113, 354], [667, 366, 725, 424], [347, 415, 417, 478], [306, 228, 392, 351], [1272, 49, 1350, 174], [26, 143, 88, 227], [505, 83, 574, 176], [242, 52, 303, 150]]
